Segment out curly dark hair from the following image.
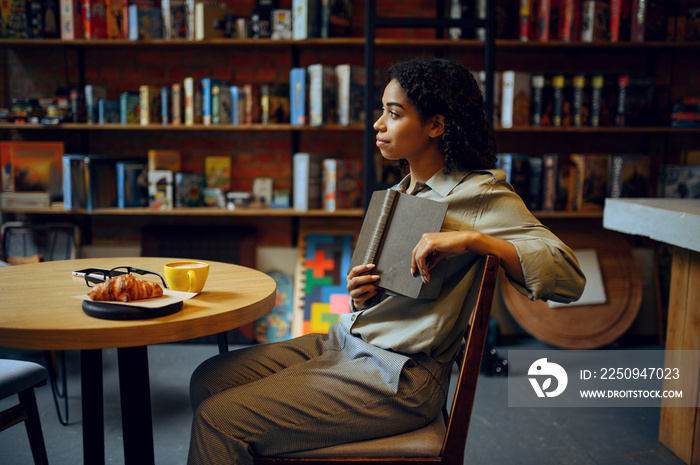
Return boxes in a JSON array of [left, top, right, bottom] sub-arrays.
[[386, 57, 497, 173]]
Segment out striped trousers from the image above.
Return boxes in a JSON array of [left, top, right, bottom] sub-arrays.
[[187, 324, 451, 465]]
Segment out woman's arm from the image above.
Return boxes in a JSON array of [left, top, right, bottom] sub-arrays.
[[411, 230, 525, 285]]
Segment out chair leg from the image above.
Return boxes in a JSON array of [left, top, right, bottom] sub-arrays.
[[44, 350, 69, 425], [18, 388, 49, 465]]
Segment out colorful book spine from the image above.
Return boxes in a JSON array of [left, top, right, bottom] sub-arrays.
[[290, 67, 307, 126], [160, 85, 170, 125], [537, 0, 550, 41], [531, 73, 545, 126], [519, 0, 533, 41], [60, 0, 84, 39], [230, 86, 240, 124], [572, 74, 586, 127], [183, 77, 194, 126], [615, 75, 630, 127], [171, 83, 181, 125], [119, 91, 139, 124]]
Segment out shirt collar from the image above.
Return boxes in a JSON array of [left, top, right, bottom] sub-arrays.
[[396, 168, 471, 198]]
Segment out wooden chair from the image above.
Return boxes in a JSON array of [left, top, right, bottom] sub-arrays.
[[0, 359, 50, 465], [255, 255, 501, 465]]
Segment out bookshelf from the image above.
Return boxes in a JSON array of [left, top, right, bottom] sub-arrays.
[[2, 4, 700, 247]]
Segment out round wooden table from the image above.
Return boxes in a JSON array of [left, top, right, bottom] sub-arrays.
[[0, 257, 277, 465]]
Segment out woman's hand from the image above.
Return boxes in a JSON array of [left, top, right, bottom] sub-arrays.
[[346, 263, 381, 310], [411, 231, 525, 286]]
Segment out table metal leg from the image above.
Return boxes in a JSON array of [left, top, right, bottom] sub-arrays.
[[80, 349, 104, 465], [117, 345, 155, 465]]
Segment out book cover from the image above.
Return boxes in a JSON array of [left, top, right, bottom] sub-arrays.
[[175, 172, 205, 207], [82, 0, 107, 39], [614, 74, 629, 127], [147, 149, 181, 172], [84, 84, 108, 124], [119, 91, 140, 124], [609, 0, 621, 41], [271, 8, 292, 39], [219, 83, 232, 125], [98, 98, 120, 123], [321, 158, 362, 211], [569, 153, 608, 211], [537, 0, 551, 41], [128, 4, 162, 40], [205, 156, 231, 190], [27, 0, 44, 38], [230, 85, 240, 124], [268, 84, 290, 124], [580, 0, 608, 42], [8, 141, 64, 200], [558, 0, 580, 41], [349, 189, 449, 300], [290, 67, 307, 126], [335, 64, 364, 126], [242, 84, 260, 124], [293, 152, 323, 211], [161, 0, 187, 38], [148, 169, 173, 209], [630, 0, 645, 41], [501, 71, 531, 128], [105, 0, 127, 38], [541, 153, 559, 211], [292, 0, 321, 39], [530, 73, 545, 126], [607, 153, 651, 198], [320, 0, 352, 38], [116, 160, 148, 207], [59, 0, 83, 39], [0, 192, 51, 209], [308, 64, 336, 126], [209, 79, 222, 125], [657, 165, 700, 199], [552, 73, 573, 127], [139, 85, 161, 125], [622, 75, 658, 126], [519, 0, 534, 41]]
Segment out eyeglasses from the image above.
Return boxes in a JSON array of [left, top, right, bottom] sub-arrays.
[[84, 266, 168, 288]]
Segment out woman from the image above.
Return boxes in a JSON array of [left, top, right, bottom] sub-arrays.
[[187, 57, 585, 465]]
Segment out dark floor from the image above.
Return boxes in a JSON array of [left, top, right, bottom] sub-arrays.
[[0, 338, 687, 465]]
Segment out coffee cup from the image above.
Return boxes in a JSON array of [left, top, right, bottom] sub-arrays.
[[164, 261, 209, 293]]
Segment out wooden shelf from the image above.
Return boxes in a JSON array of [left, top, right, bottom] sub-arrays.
[[0, 206, 365, 217], [0, 123, 364, 131]]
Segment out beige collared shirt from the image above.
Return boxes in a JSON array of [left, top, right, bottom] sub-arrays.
[[340, 168, 586, 364]]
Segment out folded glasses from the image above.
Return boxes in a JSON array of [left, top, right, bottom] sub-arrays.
[[84, 266, 168, 288]]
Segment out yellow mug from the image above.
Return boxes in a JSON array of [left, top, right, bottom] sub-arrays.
[[164, 261, 209, 293]]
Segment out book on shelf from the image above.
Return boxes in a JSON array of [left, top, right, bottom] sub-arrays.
[[614, 75, 629, 127], [160, 86, 170, 125], [204, 78, 223, 125], [230, 85, 240, 124], [571, 73, 590, 127], [175, 172, 205, 207], [590, 73, 618, 127], [218, 83, 232, 125], [536, 0, 551, 41], [552, 74, 573, 127], [119, 91, 140, 124], [63, 154, 117, 211], [349, 189, 449, 300], [293, 0, 321, 39], [69, 87, 85, 122], [98, 99, 120, 124], [320, 0, 352, 38], [0, 142, 10, 192], [139, 85, 162, 125], [171, 83, 182, 125], [530, 72, 554, 126], [59, 0, 84, 39], [580, 0, 608, 42], [183, 77, 194, 126], [148, 169, 173, 210], [28, 0, 61, 39], [541, 153, 558, 212], [519, 0, 534, 41], [205, 156, 231, 190], [290, 67, 307, 126], [161, 0, 188, 39], [128, 4, 163, 40], [497, 153, 532, 207], [147, 149, 181, 172], [195, 3, 235, 40], [607, 154, 651, 198], [116, 160, 148, 208], [558, 0, 581, 42], [527, 155, 544, 211], [105, 0, 128, 38], [501, 71, 531, 128], [321, 158, 362, 212], [308, 64, 337, 126], [62, 154, 87, 210], [0, 192, 51, 209], [618, 75, 658, 127], [85, 85, 108, 124], [242, 84, 260, 124], [4, 141, 64, 200], [260, 84, 290, 125], [335, 64, 364, 126], [657, 165, 700, 199], [271, 8, 293, 39], [82, 0, 108, 39], [252, 177, 273, 206], [568, 153, 608, 211], [293, 152, 323, 211]]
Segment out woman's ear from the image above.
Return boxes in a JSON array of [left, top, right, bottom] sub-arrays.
[[428, 114, 446, 138]]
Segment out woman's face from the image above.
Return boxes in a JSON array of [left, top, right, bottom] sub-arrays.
[[373, 79, 434, 164]]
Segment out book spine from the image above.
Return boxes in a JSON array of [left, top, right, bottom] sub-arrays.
[[139, 85, 149, 125], [171, 83, 181, 125], [160, 85, 169, 125], [230, 86, 239, 124], [559, 0, 576, 41], [610, 0, 621, 42], [116, 162, 126, 208], [62, 156, 72, 210], [501, 71, 515, 129], [201, 78, 212, 125], [552, 74, 565, 127], [631, 0, 646, 41], [184, 77, 194, 126], [364, 189, 398, 265], [542, 154, 558, 211], [590, 74, 603, 127], [531, 73, 544, 126], [572, 74, 585, 127], [290, 68, 307, 126], [161, 0, 171, 38], [519, 0, 532, 41], [537, 0, 550, 41], [527, 156, 543, 211], [336, 64, 349, 126], [615, 74, 629, 127]]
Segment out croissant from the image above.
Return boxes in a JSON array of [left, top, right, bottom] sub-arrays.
[[88, 274, 164, 302]]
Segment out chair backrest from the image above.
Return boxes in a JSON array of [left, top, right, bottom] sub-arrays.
[[441, 254, 500, 464]]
